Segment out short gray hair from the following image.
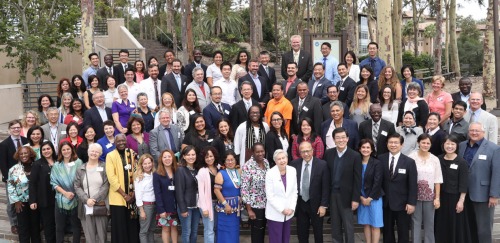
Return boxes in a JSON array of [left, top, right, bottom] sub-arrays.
[[407, 82, 421, 95], [469, 122, 486, 132], [117, 84, 128, 92], [273, 149, 288, 162], [330, 101, 344, 111], [88, 143, 103, 157], [192, 66, 204, 78], [157, 108, 171, 118], [137, 92, 148, 101], [47, 107, 59, 113]]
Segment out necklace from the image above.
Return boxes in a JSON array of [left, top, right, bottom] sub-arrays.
[[227, 168, 240, 187]]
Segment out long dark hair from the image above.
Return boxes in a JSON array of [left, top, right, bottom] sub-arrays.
[[27, 126, 44, 146], [37, 94, 54, 112], [235, 50, 250, 71], [181, 89, 201, 113], [180, 145, 199, 168], [297, 117, 317, 142], [216, 118, 234, 142], [57, 141, 78, 162], [71, 74, 87, 93], [40, 141, 57, 161], [200, 146, 220, 167], [269, 111, 287, 139], [68, 98, 86, 115], [378, 85, 395, 109], [360, 65, 375, 84], [79, 125, 95, 151]]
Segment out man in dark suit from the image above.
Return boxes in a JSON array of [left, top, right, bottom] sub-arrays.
[[161, 59, 188, 108], [282, 62, 301, 101], [322, 86, 349, 121], [451, 77, 486, 110], [321, 101, 359, 150], [113, 49, 133, 85], [281, 34, 313, 82], [309, 63, 332, 105], [359, 104, 396, 156], [290, 141, 330, 243], [82, 91, 112, 140], [0, 120, 28, 234], [229, 81, 260, 130], [380, 134, 417, 243], [257, 51, 276, 88], [459, 122, 500, 243], [203, 86, 232, 132], [324, 127, 362, 243], [238, 59, 270, 108], [158, 49, 185, 80], [291, 82, 323, 135], [336, 63, 357, 107], [96, 54, 114, 89], [183, 49, 207, 84], [41, 107, 67, 152]]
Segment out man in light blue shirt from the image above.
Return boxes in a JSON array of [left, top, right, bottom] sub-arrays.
[[316, 42, 341, 85], [82, 52, 100, 88], [359, 42, 386, 80]]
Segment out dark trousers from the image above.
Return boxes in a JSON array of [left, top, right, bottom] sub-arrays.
[[383, 208, 411, 243], [17, 202, 41, 243], [330, 194, 354, 243], [465, 195, 494, 243], [110, 205, 139, 243], [55, 206, 81, 243], [39, 205, 56, 243], [296, 197, 324, 243], [249, 207, 266, 243]]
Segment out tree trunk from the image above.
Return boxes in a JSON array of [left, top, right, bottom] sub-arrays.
[[138, 0, 144, 39], [482, 0, 495, 97], [353, 0, 359, 54], [81, 0, 94, 73], [433, 0, 443, 75], [392, 0, 402, 72], [346, 0, 355, 50], [250, 0, 263, 58], [412, 0, 419, 56], [444, 0, 449, 73], [329, 0, 335, 32], [216, 0, 222, 35], [449, 0, 460, 76], [377, 0, 394, 65], [367, 0, 377, 42]]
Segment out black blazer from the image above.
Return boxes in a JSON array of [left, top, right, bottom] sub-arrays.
[[175, 166, 199, 213], [451, 91, 486, 110], [238, 74, 270, 104], [397, 99, 429, 128], [281, 49, 313, 82], [320, 118, 359, 150], [158, 63, 185, 81], [82, 106, 112, 140], [322, 101, 349, 121], [290, 95, 323, 135], [113, 62, 132, 85], [308, 76, 332, 104], [0, 136, 28, 182], [362, 157, 384, 200], [160, 72, 189, 108], [290, 158, 330, 211], [429, 129, 446, 156], [281, 78, 300, 101], [265, 130, 289, 167], [324, 147, 362, 208], [228, 98, 260, 130], [358, 80, 379, 104], [202, 102, 232, 132], [96, 66, 113, 89], [258, 64, 276, 89], [29, 158, 56, 207], [337, 77, 357, 107], [183, 62, 208, 84], [379, 152, 418, 211], [358, 119, 397, 156]]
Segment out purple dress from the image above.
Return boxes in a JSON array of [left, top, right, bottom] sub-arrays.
[[111, 99, 136, 128]]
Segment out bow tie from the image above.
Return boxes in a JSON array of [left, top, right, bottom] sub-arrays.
[[402, 126, 416, 135]]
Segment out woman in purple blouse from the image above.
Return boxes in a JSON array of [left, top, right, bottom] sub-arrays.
[[112, 84, 137, 134], [126, 116, 150, 158]]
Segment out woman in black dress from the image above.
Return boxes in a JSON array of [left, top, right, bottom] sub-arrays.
[[426, 112, 447, 156], [265, 111, 289, 167], [181, 114, 215, 151]]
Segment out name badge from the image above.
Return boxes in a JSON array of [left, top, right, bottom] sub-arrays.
[[178, 132, 181, 139], [224, 110, 230, 115], [96, 167, 104, 172], [106, 143, 113, 149], [61, 131, 66, 135], [398, 169, 406, 174], [479, 155, 487, 160], [130, 104, 135, 108], [303, 106, 309, 112], [340, 87, 345, 91], [437, 97, 443, 101], [189, 110, 195, 115], [168, 186, 175, 191], [450, 164, 458, 170], [318, 84, 322, 87], [381, 131, 388, 136], [68, 162, 75, 167], [124, 164, 131, 170], [208, 139, 213, 143], [73, 117, 80, 122]]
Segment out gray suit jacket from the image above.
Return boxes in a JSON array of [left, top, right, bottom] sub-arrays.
[[41, 123, 68, 148], [149, 124, 184, 162], [463, 109, 498, 144], [459, 139, 500, 202]]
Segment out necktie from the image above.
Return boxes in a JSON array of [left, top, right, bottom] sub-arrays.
[[153, 80, 160, 106], [265, 66, 269, 76], [164, 127, 176, 153], [294, 53, 299, 64], [124, 63, 128, 71], [372, 122, 379, 146], [199, 84, 206, 98], [389, 156, 395, 178], [301, 163, 310, 201], [469, 112, 475, 124], [298, 99, 304, 113], [245, 101, 250, 111], [107, 67, 112, 75], [323, 57, 327, 67], [175, 74, 181, 91], [339, 80, 344, 88], [218, 104, 224, 114], [16, 139, 21, 150]]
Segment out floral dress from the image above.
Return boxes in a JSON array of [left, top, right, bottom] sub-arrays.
[[241, 157, 270, 209]]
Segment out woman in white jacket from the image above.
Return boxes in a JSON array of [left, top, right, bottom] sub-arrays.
[[265, 149, 298, 243]]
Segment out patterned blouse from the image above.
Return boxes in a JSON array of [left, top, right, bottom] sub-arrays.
[[50, 159, 83, 211], [241, 157, 270, 209], [7, 163, 30, 203], [408, 151, 443, 201]]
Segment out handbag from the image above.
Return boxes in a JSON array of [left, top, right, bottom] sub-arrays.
[[85, 167, 108, 216]]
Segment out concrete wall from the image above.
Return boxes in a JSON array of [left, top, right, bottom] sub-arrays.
[[0, 18, 145, 85], [0, 85, 24, 123]]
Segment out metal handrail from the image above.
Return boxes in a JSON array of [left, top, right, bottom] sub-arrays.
[[21, 82, 59, 111], [155, 26, 182, 53]]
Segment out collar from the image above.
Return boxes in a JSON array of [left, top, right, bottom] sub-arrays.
[[341, 76, 348, 81], [428, 127, 440, 136], [293, 50, 300, 55], [250, 73, 259, 79], [460, 92, 470, 97], [287, 77, 296, 82], [243, 98, 252, 103], [49, 122, 58, 128], [126, 81, 137, 87], [213, 101, 221, 106], [452, 117, 464, 124], [313, 76, 324, 82], [121, 62, 128, 66], [302, 159, 313, 165], [372, 119, 380, 126], [336, 147, 347, 157], [272, 96, 285, 103], [390, 152, 401, 160], [468, 138, 484, 147], [96, 105, 106, 110], [10, 135, 21, 140]]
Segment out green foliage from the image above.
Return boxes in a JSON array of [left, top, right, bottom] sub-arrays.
[[402, 51, 434, 69], [0, 0, 80, 82], [195, 40, 246, 62], [423, 24, 436, 38], [157, 33, 181, 50], [457, 16, 483, 76]]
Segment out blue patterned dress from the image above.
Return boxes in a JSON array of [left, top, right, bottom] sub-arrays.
[[357, 163, 384, 227], [215, 169, 240, 243]]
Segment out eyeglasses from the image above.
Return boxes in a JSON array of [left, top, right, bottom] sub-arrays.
[[300, 149, 312, 154], [10, 127, 21, 130], [271, 119, 282, 122]]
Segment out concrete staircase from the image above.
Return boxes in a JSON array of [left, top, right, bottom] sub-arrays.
[[137, 39, 168, 66]]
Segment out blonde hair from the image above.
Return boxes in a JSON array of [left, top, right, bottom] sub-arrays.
[[59, 92, 73, 116], [378, 65, 400, 90], [160, 92, 177, 110], [134, 154, 156, 182], [21, 110, 40, 127], [350, 84, 371, 115], [432, 75, 445, 88]]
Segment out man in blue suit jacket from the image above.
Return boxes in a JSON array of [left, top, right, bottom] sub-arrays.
[[459, 122, 500, 243], [380, 134, 417, 243], [82, 91, 112, 140], [321, 101, 359, 150], [308, 63, 332, 104], [203, 86, 231, 132]]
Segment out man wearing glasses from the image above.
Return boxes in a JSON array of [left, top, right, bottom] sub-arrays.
[[290, 141, 330, 243], [0, 120, 29, 234], [321, 86, 349, 121]]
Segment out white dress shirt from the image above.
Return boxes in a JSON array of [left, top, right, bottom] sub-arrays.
[[134, 173, 156, 207]]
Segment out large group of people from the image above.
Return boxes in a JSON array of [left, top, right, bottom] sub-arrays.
[[0, 35, 499, 243]]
